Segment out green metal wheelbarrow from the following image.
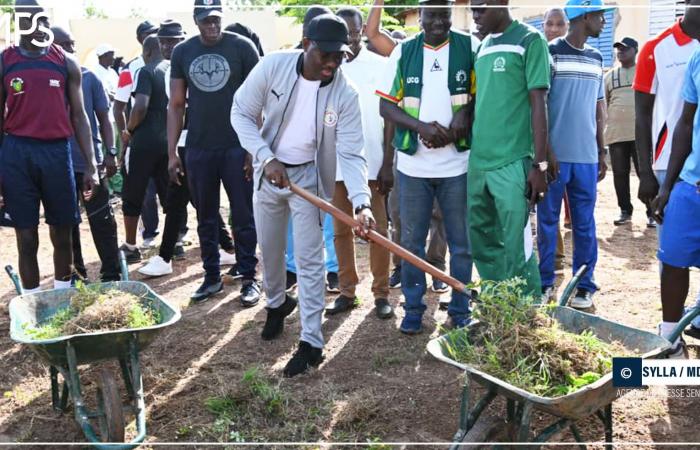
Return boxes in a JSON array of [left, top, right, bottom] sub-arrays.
[[5, 254, 181, 449], [426, 266, 700, 449]]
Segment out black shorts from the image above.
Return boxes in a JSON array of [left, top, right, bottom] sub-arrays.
[[121, 143, 169, 217]]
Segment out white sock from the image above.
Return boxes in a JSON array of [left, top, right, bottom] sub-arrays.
[[694, 291, 700, 308], [54, 279, 72, 290], [124, 242, 137, 251], [660, 321, 680, 346], [24, 287, 41, 294]]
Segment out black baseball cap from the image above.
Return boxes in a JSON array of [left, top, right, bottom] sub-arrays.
[[158, 20, 186, 39], [305, 14, 352, 54], [614, 37, 638, 50], [136, 20, 158, 37], [194, 0, 223, 21]]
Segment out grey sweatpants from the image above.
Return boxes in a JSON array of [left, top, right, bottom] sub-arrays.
[[254, 163, 326, 349]]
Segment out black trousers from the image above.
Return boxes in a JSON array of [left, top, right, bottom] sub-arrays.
[[159, 147, 234, 263], [610, 141, 652, 217], [72, 173, 121, 282]]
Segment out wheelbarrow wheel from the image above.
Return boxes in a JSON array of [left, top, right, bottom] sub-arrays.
[[96, 369, 125, 442]]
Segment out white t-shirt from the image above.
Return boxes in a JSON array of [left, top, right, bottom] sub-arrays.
[[275, 76, 321, 165], [379, 41, 469, 178], [93, 64, 119, 98], [114, 56, 145, 104], [337, 48, 387, 181]]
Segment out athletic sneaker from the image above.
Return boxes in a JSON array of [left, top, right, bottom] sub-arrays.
[[570, 289, 593, 309], [141, 236, 158, 250], [219, 249, 236, 266], [283, 341, 324, 378], [119, 244, 142, 264], [240, 280, 261, 307], [658, 325, 688, 359], [173, 244, 186, 261], [431, 279, 449, 293], [647, 216, 657, 228], [138, 256, 172, 277], [613, 212, 632, 226], [326, 272, 340, 293], [389, 266, 401, 289]]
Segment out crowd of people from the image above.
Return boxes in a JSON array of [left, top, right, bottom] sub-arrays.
[[2, 0, 700, 377]]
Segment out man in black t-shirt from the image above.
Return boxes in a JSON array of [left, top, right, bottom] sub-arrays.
[[168, 0, 261, 304], [120, 36, 170, 260]]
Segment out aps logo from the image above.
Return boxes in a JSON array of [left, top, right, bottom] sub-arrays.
[[0, 12, 55, 48]]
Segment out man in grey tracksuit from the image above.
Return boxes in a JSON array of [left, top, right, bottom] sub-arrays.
[[231, 14, 373, 377]]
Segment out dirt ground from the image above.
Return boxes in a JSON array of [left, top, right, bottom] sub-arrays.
[[1, 166, 700, 449]]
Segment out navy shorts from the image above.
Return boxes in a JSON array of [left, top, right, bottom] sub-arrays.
[[658, 180, 700, 268], [0, 134, 80, 228]]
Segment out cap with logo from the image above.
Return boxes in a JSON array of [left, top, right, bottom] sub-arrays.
[[194, 0, 223, 21], [613, 37, 638, 50], [158, 20, 186, 39], [564, 0, 615, 21], [136, 20, 158, 37], [95, 43, 115, 57], [305, 14, 352, 54]]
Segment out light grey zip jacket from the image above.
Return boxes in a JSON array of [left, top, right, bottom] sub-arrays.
[[231, 50, 371, 209]]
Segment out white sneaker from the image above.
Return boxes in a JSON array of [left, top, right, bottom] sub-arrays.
[[141, 237, 158, 249], [219, 249, 236, 266], [138, 256, 172, 277], [658, 325, 688, 359], [569, 289, 593, 309]]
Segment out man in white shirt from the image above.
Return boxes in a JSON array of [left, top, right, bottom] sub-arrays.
[[325, 7, 394, 320], [377, 0, 475, 335], [93, 43, 119, 101]]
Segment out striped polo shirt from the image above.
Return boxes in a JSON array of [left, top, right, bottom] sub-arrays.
[[633, 20, 699, 172], [548, 37, 604, 164]]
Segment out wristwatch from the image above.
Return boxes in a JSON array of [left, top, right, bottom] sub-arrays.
[[354, 204, 372, 214], [108, 147, 118, 157], [533, 161, 549, 172]]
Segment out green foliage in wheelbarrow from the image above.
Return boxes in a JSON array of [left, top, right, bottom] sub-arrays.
[[22, 282, 160, 340], [442, 278, 630, 397]]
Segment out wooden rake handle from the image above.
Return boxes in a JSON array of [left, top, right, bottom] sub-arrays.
[[289, 183, 469, 295]]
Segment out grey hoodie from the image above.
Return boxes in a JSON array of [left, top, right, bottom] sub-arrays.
[[230, 50, 371, 209]]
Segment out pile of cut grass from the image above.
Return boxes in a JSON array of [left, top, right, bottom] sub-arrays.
[[23, 282, 159, 340], [442, 278, 631, 397]]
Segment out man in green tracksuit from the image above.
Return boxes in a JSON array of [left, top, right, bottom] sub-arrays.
[[469, 0, 551, 295]]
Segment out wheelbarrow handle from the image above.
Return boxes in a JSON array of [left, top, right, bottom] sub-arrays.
[[289, 183, 470, 295], [558, 264, 588, 307], [119, 250, 130, 282], [5, 265, 24, 295], [666, 306, 700, 343]]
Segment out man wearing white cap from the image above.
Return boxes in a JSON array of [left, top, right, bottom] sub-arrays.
[[94, 44, 119, 101]]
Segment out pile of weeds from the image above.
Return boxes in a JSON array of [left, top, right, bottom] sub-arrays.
[[23, 282, 159, 339], [442, 278, 631, 397]]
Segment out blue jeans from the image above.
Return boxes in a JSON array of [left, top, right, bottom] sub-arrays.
[[398, 172, 472, 320], [286, 213, 338, 273], [537, 162, 598, 292]]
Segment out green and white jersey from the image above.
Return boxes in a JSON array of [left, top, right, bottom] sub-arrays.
[[471, 20, 550, 171]]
